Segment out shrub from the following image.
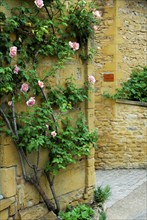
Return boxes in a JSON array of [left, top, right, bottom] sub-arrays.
[[59, 204, 94, 220], [0, 0, 99, 215], [103, 66, 147, 102]]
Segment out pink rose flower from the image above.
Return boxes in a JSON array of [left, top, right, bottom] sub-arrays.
[[14, 65, 20, 74], [92, 10, 102, 18], [9, 46, 17, 58], [51, 131, 57, 137], [88, 75, 96, 84], [38, 80, 44, 88], [69, 41, 80, 51], [26, 97, 36, 107], [93, 25, 98, 31], [8, 101, 12, 106], [34, 0, 44, 8], [20, 83, 29, 92]]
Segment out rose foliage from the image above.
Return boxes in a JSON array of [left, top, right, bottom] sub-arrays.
[[0, 0, 100, 214]]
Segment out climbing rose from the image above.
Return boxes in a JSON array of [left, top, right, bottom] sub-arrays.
[[38, 80, 44, 88], [14, 65, 20, 74], [88, 75, 96, 84], [9, 46, 17, 58], [51, 131, 57, 137], [93, 10, 102, 18], [26, 97, 36, 107], [93, 25, 98, 31], [8, 101, 12, 106], [20, 83, 29, 92], [69, 41, 80, 51], [34, 0, 44, 8]]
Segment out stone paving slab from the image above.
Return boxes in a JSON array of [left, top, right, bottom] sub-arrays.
[[106, 182, 147, 220], [95, 169, 147, 208], [132, 212, 147, 220]]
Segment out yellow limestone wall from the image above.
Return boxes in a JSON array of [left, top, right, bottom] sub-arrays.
[[0, 62, 96, 219], [0, 1, 96, 220], [94, 0, 147, 169]]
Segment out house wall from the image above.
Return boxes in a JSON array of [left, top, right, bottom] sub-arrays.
[[94, 0, 147, 169], [0, 1, 96, 219]]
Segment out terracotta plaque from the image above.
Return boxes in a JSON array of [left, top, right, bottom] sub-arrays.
[[104, 74, 114, 82]]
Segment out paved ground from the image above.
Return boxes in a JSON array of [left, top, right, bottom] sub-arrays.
[[95, 169, 147, 220]]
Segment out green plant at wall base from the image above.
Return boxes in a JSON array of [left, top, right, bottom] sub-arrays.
[[0, 0, 100, 215], [94, 185, 111, 206], [94, 185, 111, 220], [103, 66, 147, 102], [99, 211, 106, 220], [59, 204, 94, 220]]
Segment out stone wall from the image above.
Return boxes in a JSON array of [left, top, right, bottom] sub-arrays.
[[0, 67, 95, 220], [95, 100, 147, 169], [0, 1, 96, 219], [94, 0, 147, 169]]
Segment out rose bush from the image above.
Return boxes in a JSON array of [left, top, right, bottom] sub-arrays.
[[0, 0, 99, 215]]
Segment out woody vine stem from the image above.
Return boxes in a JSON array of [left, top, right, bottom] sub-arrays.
[[0, 0, 101, 214]]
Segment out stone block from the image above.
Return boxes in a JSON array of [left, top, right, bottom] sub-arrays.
[[39, 211, 57, 220], [16, 181, 40, 209], [0, 136, 22, 175], [85, 165, 96, 187], [23, 182, 40, 208], [19, 204, 48, 220], [88, 148, 95, 159], [0, 167, 16, 197], [103, 62, 116, 71], [86, 89, 95, 109], [0, 209, 9, 220], [105, 28, 115, 36], [86, 158, 95, 168], [104, 8, 115, 18], [9, 201, 17, 216], [86, 109, 95, 130], [103, 45, 116, 55], [0, 197, 15, 211]]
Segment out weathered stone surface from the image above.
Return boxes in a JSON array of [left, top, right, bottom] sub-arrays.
[[86, 165, 96, 187], [39, 211, 57, 220], [0, 136, 22, 175], [40, 159, 86, 201], [0, 167, 16, 197], [95, 102, 147, 169], [9, 201, 17, 216], [94, 0, 147, 169], [0, 209, 9, 220], [2, 0, 146, 217], [23, 182, 40, 208], [0, 197, 15, 212], [19, 204, 48, 220], [57, 187, 85, 210]]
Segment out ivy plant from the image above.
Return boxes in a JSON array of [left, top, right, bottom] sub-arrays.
[[0, 0, 100, 215]]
